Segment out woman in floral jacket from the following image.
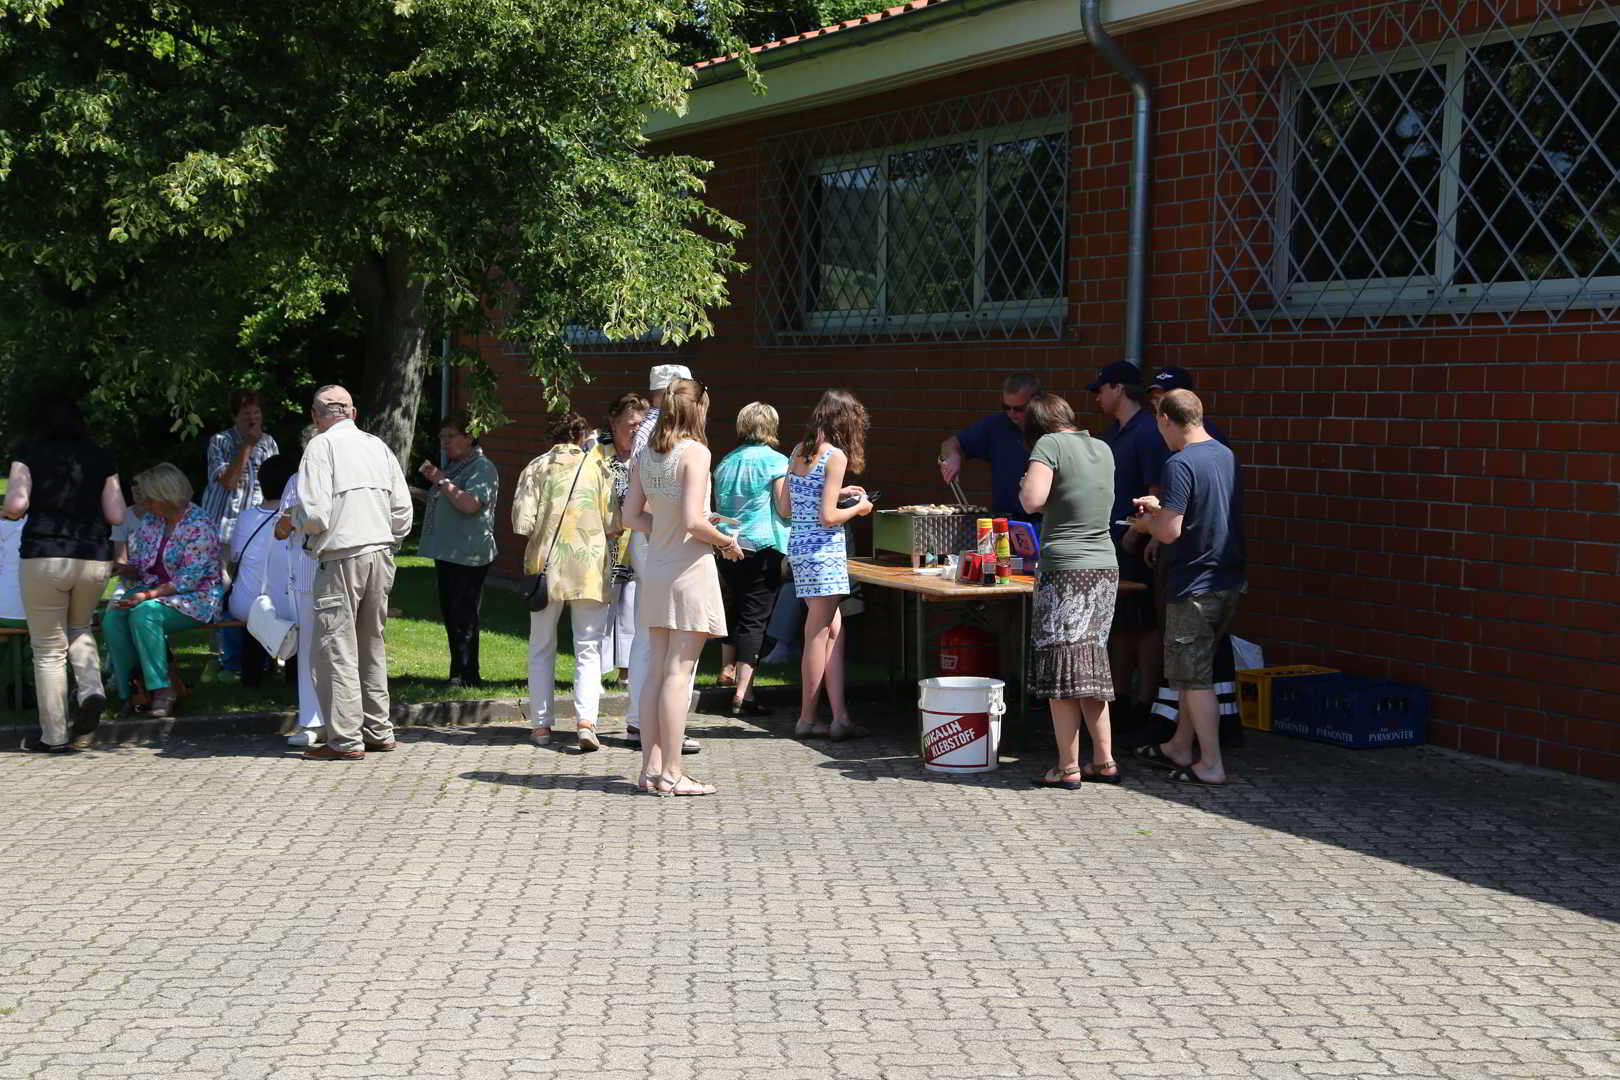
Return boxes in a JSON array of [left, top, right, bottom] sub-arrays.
[[105, 463, 225, 718], [512, 412, 615, 750]]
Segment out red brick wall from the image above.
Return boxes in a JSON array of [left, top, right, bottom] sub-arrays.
[[469, 0, 1620, 780]]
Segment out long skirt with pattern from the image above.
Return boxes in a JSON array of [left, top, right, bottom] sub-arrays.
[[1031, 568, 1119, 701]]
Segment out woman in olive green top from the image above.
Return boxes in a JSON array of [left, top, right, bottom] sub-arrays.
[[1019, 392, 1119, 790], [415, 411, 500, 687]]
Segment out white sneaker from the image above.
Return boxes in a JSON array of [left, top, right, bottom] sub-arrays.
[[577, 726, 601, 753], [286, 730, 322, 747]]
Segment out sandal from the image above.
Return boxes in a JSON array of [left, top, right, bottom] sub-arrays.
[[1081, 761, 1122, 785], [654, 774, 717, 797], [1032, 767, 1083, 791], [1132, 743, 1186, 769], [636, 772, 658, 794], [727, 699, 772, 718], [1167, 766, 1227, 786]]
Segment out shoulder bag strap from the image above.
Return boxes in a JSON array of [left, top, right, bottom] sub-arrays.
[[540, 452, 590, 572]]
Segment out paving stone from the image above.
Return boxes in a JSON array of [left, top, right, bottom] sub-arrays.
[[1, 713, 1617, 1080]]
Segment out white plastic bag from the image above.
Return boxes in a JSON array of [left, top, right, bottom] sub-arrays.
[[1231, 635, 1264, 672]]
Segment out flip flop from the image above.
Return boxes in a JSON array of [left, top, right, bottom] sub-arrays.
[[1167, 767, 1227, 786], [1132, 743, 1184, 769]]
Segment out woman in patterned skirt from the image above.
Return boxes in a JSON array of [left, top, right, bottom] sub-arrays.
[[776, 389, 873, 740], [1019, 392, 1120, 789]]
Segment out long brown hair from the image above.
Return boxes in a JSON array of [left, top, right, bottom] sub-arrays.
[[650, 378, 709, 453], [796, 389, 868, 474]]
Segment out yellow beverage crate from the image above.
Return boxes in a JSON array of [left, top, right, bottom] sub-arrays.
[[1237, 665, 1339, 731]]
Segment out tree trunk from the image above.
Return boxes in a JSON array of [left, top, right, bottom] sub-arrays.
[[351, 241, 429, 470]]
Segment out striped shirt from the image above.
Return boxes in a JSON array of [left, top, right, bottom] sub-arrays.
[[200, 427, 280, 545]]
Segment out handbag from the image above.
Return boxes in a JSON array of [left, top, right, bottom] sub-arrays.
[[244, 515, 298, 660], [527, 451, 590, 613]]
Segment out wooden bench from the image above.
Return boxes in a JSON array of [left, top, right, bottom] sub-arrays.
[[0, 619, 246, 712]]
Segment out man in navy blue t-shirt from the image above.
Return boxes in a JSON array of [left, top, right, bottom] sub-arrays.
[[1129, 389, 1246, 786], [938, 372, 1040, 518]]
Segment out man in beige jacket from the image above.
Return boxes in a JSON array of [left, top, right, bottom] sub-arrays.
[[292, 385, 414, 759]]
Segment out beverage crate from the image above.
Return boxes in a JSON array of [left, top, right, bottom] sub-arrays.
[[1235, 665, 1339, 731], [1271, 674, 1429, 748]]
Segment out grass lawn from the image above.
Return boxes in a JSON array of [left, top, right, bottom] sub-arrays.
[[2, 548, 887, 723]]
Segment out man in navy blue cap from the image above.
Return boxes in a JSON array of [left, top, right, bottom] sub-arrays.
[[1089, 360, 1168, 731], [1149, 366, 1229, 447]]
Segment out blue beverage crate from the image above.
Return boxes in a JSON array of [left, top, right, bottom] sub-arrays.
[[1270, 674, 1428, 748]]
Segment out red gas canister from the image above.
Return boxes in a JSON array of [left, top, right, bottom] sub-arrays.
[[939, 624, 997, 678]]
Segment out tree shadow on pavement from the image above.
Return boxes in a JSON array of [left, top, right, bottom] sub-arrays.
[[823, 728, 1620, 924]]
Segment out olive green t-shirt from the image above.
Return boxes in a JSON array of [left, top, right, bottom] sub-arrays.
[[1029, 431, 1117, 572]]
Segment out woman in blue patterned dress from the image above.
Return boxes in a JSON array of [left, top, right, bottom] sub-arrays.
[[776, 390, 872, 739]]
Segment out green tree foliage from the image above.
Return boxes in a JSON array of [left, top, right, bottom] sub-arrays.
[[0, 0, 751, 463], [672, 1, 881, 64]]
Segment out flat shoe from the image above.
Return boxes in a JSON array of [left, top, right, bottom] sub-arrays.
[[70, 693, 106, 739], [1167, 766, 1227, 786], [655, 774, 717, 797], [530, 728, 553, 746], [577, 726, 601, 753], [1032, 768, 1083, 791], [303, 745, 365, 761], [828, 723, 870, 741], [363, 741, 398, 752], [1080, 762, 1122, 785], [727, 699, 772, 718], [1132, 743, 1185, 769]]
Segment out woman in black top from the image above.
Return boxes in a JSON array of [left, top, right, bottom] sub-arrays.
[[4, 396, 126, 753]]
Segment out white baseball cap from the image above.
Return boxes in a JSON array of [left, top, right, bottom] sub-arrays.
[[648, 364, 693, 392]]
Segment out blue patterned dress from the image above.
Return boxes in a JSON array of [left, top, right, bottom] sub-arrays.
[[788, 449, 849, 598]]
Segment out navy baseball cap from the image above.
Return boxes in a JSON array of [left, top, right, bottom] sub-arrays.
[[1151, 365, 1195, 392], [1086, 361, 1144, 393]]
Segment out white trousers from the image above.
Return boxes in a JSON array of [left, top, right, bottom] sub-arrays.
[[293, 588, 322, 730], [529, 599, 610, 730], [625, 532, 651, 729]]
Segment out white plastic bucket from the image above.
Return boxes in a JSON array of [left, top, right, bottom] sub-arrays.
[[919, 677, 1006, 774]]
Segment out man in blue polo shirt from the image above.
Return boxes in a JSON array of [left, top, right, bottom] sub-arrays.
[[1090, 360, 1169, 730], [938, 372, 1040, 519]]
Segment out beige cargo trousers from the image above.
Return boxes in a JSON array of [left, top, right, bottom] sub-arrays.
[[312, 547, 397, 752]]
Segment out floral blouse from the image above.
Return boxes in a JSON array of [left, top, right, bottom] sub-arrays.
[[127, 503, 226, 624], [511, 443, 615, 604]]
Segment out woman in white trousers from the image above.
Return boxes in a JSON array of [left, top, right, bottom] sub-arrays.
[[273, 428, 323, 746]]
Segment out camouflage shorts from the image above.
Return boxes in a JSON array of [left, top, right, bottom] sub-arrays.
[[1164, 587, 1244, 690]]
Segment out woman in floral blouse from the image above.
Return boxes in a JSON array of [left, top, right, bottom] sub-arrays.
[[512, 412, 615, 750], [105, 463, 225, 718]]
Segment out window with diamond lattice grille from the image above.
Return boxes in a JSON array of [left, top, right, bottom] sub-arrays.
[[759, 78, 1070, 346], [1212, 0, 1620, 334]]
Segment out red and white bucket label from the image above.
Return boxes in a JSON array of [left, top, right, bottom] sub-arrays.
[[921, 711, 992, 770]]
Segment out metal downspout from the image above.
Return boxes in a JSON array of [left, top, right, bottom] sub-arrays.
[[1081, 0, 1152, 370]]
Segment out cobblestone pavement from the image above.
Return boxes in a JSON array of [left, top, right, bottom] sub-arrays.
[[2, 706, 1618, 1080]]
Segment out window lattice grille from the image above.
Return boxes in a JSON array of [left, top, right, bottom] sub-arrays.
[[1211, 0, 1620, 335], [756, 77, 1072, 347]]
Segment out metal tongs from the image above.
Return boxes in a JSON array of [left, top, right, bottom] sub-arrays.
[[947, 476, 968, 509]]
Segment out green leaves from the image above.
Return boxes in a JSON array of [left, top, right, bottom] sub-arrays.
[[0, 0, 757, 456]]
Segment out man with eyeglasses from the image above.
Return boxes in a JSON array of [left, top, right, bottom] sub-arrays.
[[938, 372, 1042, 519]]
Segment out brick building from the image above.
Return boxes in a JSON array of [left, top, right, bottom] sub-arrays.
[[470, 0, 1620, 779]]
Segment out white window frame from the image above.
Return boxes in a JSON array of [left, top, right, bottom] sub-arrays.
[[1275, 13, 1620, 315], [801, 120, 1070, 334]]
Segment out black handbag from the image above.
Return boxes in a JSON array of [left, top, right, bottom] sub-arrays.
[[527, 451, 589, 613]]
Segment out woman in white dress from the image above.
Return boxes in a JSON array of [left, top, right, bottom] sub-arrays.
[[622, 379, 743, 796]]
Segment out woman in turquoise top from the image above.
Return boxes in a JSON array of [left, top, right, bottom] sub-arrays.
[[415, 411, 500, 687], [711, 402, 791, 718]]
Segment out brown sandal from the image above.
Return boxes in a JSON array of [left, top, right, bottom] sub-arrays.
[[1081, 761, 1122, 785]]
